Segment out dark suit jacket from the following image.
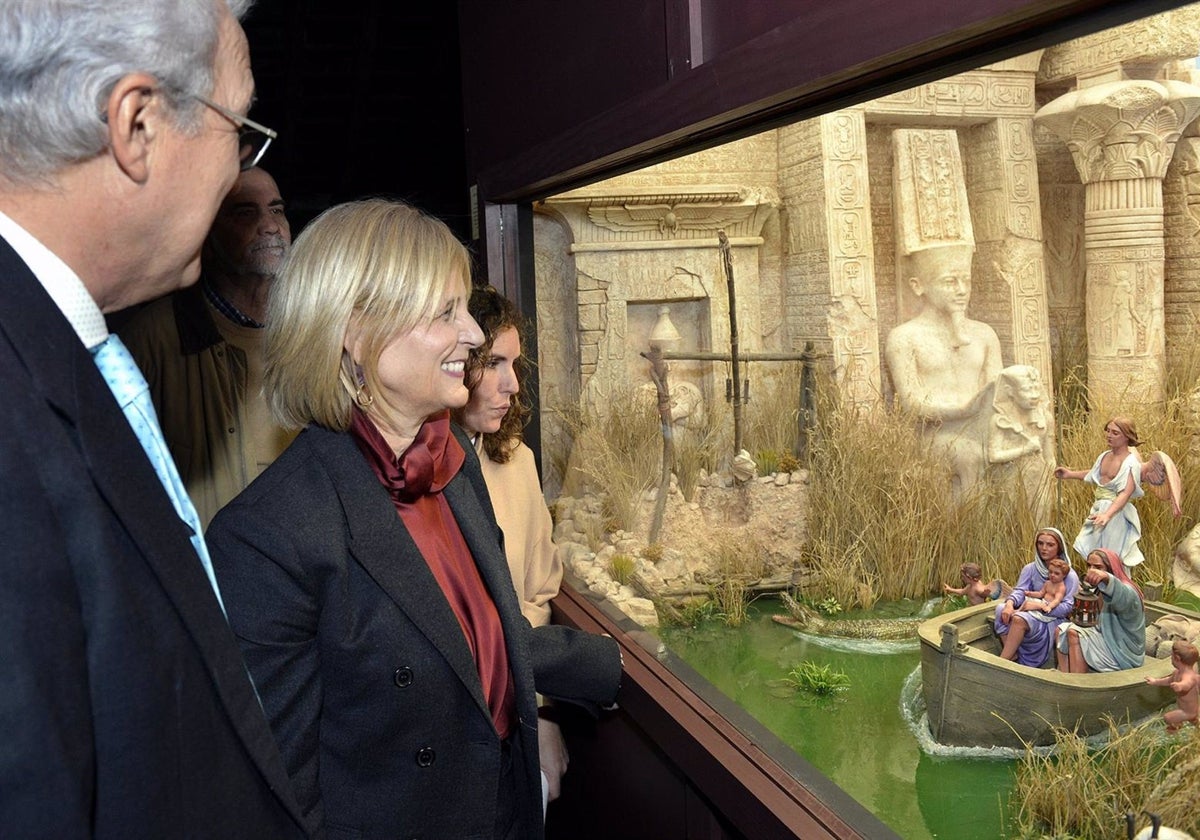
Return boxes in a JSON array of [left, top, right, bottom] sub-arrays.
[[0, 238, 307, 839], [207, 424, 622, 840]]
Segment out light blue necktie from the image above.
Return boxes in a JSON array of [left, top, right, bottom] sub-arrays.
[[91, 334, 226, 614]]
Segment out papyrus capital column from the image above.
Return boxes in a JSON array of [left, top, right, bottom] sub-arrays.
[[1037, 79, 1200, 406]]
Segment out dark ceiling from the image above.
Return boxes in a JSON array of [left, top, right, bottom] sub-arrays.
[[240, 0, 469, 238]]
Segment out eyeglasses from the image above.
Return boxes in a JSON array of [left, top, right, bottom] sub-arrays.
[[191, 94, 277, 171]]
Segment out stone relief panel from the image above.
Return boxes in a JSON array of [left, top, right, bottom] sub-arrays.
[[593, 133, 778, 191], [1164, 135, 1200, 377], [1038, 6, 1200, 85], [586, 197, 759, 241], [869, 71, 1035, 120], [993, 236, 1054, 389], [779, 118, 835, 359], [1085, 252, 1163, 358], [820, 110, 881, 407], [1175, 135, 1200, 236], [1041, 185, 1086, 310], [1002, 119, 1041, 239]]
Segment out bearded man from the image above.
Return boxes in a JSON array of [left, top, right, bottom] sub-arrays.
[[123, 166, 297, 526]]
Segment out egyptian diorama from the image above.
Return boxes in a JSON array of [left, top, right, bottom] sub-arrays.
[[529, 7, 1200, 840]]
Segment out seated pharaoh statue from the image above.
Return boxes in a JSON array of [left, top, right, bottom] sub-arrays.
[[885, 244, 1002, 493]]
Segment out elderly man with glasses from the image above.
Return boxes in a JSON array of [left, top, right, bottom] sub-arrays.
[[122, 166, 297, 528], [0, 1, 305, 837]]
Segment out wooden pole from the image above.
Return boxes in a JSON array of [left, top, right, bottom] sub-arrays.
[[718, 230, 743, 457], [641, 345, 673, 545]]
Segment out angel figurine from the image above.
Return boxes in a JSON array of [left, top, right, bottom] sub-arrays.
[[1056, 416, 1183, 568]]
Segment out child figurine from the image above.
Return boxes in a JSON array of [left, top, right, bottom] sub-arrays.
[[1145, 640, 1200, 732], [1019, 557, 1069, 614], [943, 562, 995, 605]]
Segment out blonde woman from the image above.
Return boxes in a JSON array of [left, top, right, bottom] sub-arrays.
[[208, 199, 621, 840]]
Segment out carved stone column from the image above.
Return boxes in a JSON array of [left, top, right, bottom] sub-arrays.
[[1037, 79, 1200, 406]]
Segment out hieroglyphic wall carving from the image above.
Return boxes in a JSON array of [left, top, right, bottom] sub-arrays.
[[870, 70, 1036, 120], [994, 237, 1053, 384], [1164, 135, 1200, 377], [1038, 7, 1200, 85], [964, 116, 1053, 389], [820, 109, 880, 406]]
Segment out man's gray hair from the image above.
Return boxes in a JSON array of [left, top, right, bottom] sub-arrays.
[[0, 0, 255, 185]]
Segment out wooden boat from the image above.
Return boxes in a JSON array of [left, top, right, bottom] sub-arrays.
[[917, 599, 1199, 748]]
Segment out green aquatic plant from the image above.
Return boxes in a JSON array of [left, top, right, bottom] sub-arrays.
[[782, 661, 850, 697], [813, 596, 843, 616]]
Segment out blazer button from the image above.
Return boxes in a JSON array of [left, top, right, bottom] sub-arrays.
[[415, 747, 436, 767], [393, 666, 414, 688]]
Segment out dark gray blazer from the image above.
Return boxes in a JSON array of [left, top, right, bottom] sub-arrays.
[[207, 423, 621, 840], [0, 237, 307, 838]]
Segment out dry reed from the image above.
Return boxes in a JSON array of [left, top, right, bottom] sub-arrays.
[[742, 363, 803, 459], [707, 531, 768, 626], [803, 389, 1040, 607], [1012, 720, 1200, 839], [673, 405, 729, 502], [558, 386, 662, 533]]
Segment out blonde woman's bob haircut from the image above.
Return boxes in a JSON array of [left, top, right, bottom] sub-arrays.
[[265, 198, 473, 432]]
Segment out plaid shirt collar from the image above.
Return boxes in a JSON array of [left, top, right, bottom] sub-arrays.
[[202, 281, 265, 329]]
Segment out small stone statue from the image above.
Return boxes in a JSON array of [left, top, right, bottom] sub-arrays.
[[987, 365, 1052, 463], [986, 364, 1054, 508]]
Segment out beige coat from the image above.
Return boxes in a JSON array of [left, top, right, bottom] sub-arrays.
[[476, 439, 563, 626]]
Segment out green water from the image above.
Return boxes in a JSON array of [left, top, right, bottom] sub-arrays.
[[660, 599, 1018, 840]]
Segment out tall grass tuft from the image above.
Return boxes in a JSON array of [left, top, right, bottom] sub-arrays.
[[673, 404, 729, 502], [708, 531, 768, 626], [558, 386, 662, 533], [804, 388, 1039, 607], [743, 364, 803, 457], [1012, 719, 1200, 839]]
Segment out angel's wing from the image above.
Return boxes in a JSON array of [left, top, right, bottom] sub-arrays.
[[1141, 450, 1183, 517]]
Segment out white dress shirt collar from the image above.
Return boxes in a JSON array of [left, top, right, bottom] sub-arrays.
[[0, 210, 108, 348]]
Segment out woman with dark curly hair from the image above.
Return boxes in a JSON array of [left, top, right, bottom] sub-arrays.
[[454, 284, 571, 807], [456, 285, 556, 623]]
